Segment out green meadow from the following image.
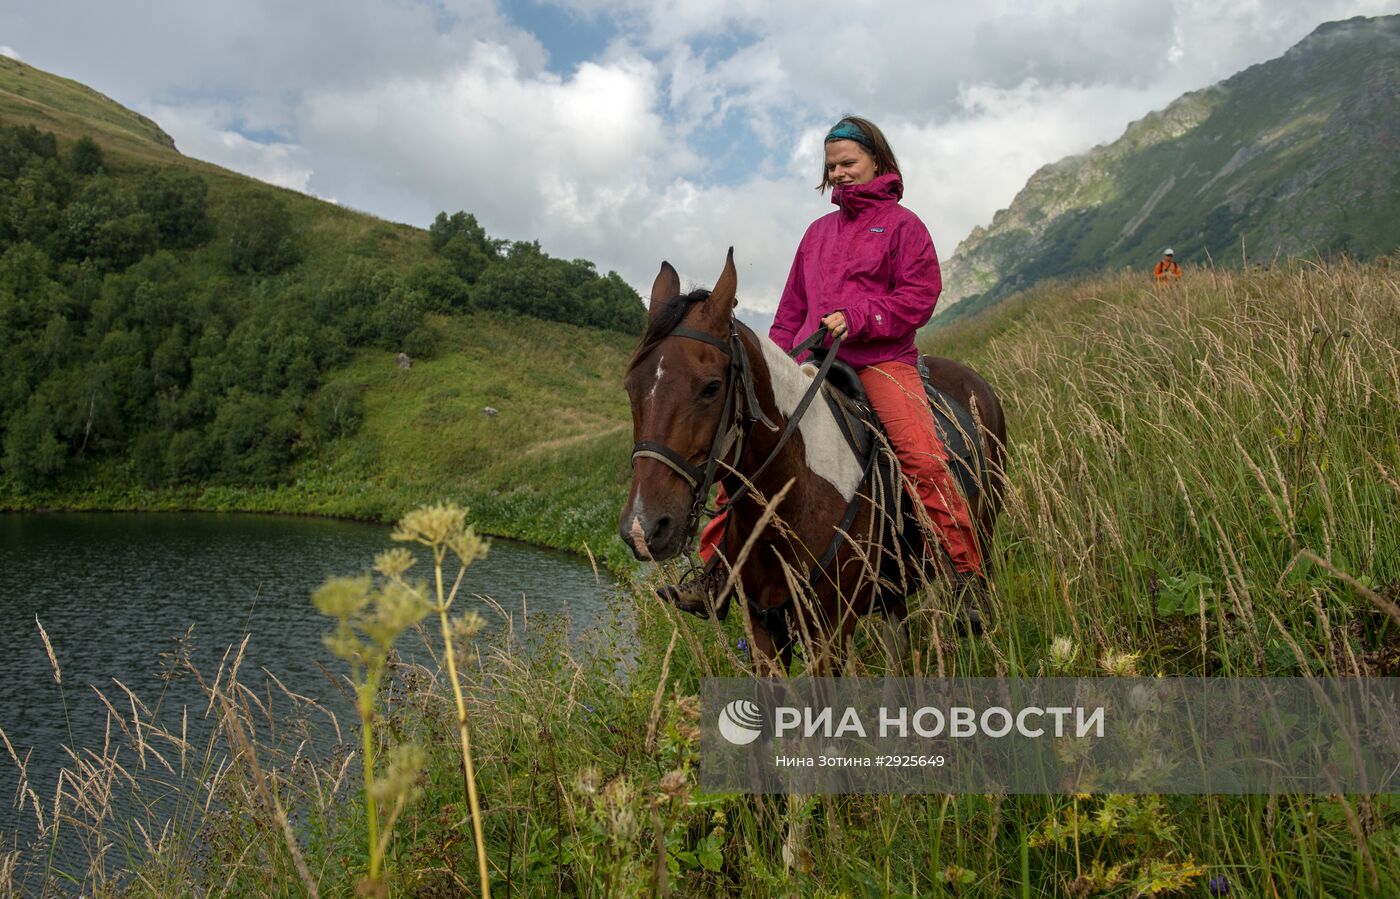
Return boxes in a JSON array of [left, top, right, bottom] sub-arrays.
[[3, 50, 1397, 899], [6, 258, 1397, 897]]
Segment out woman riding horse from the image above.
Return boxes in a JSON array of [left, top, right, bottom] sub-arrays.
[[659, 116, 988, 631]]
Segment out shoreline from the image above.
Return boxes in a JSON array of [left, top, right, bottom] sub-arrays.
[[0, 481, 637, 575]]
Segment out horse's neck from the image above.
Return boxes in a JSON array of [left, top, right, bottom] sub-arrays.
[[744, 328, 864, 503]]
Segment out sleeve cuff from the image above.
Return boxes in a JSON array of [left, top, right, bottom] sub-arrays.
[[842, 303, 868, 340]]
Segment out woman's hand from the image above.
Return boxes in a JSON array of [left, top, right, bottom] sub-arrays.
[[821, 310, 848, 339]]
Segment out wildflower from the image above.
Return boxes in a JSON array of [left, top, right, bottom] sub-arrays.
[[1128, 683, 1158, 712], [1208, 874, 1230, 895], [447, 527, 489, 567], [367, 581, 431, 644], [603, 777, 638, 840], [450, 611, 486, 643], [1098, 649, 1141, 677], [313, 576, 373, 619], [575, 766, 601, 796], [323, 621, 367, 664], [736, 638, 749, 653], [369, 743, 426, 806], [373, 547, 415, 579], [392, 502, 468, 546], [675, 694, 701, 721], [659, 769, 689, 800], [1049, 635, 1076, 668]]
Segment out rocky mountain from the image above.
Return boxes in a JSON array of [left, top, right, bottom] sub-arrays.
[[938, 15, 1400, 318]]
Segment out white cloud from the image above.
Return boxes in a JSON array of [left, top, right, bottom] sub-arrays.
[[0, 45, 20, 60], [147, 104, 315, 193], [4, 0, 1394, 314]]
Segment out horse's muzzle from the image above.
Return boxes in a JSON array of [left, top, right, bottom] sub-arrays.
[[618, 506, 686, 562]]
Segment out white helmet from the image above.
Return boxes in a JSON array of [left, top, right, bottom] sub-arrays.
[[1163, 248, 1175, 256]]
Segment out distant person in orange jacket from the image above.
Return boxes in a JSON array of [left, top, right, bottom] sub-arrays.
[[1154, 248, 1182, 282]]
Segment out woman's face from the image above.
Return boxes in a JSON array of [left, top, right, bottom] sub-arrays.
[[825, 139, 878, 187]]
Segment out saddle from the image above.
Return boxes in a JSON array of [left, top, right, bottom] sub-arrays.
[[808, 349, 987, 509]]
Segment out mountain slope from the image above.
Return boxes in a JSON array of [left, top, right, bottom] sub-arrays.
[[0, 57, 642, 563], [0, 54, 177, 157], [939, 15, 1400, 318]]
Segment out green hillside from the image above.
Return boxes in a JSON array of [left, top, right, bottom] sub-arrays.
[[5, 45, 1400, 899], [14, 258, 1398, 896], [0, 57, 644, 563], [939, 14, 1400, 319], [0, 54, 175, 153]]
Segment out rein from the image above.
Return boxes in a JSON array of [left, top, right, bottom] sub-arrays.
[[629, 320, 856, 562]]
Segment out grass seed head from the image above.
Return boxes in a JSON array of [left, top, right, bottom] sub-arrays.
[[35, 616, 60, 685]]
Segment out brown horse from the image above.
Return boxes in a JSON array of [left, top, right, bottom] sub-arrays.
[[619, 250, 1006, 673]]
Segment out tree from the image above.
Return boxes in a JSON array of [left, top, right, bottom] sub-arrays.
[[429, 211, 499, 283], [70, 136, 103, 175], [1, 398, 66, 482], [225, 193, 301, 274], [137, 169, 211, 248], [309, 382, 365, 443], [207, 388, 298, 483], [0, 123, 57, 179], [59, 177, 156, 271], [580, 271, 646, 333], [474, 240, 570, 321]]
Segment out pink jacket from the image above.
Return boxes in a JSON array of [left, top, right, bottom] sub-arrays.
[[769, 172, 941, 369]]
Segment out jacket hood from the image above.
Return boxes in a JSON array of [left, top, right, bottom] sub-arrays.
[[832, 171, 903, 216]]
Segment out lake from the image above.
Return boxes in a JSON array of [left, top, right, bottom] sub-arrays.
[[0, 511, 622, 883]]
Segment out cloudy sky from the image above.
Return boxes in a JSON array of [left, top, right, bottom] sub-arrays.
[[2, 0, 1395, 322]]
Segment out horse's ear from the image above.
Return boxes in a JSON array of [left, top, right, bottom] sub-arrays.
[[706, 247, 737, 315], [649, 261, 681, 312]]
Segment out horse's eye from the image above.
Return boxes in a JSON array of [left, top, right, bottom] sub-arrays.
[[698, 379, 722, 402]]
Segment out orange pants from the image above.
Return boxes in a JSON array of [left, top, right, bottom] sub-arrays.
[[698, 360, 983, 574]]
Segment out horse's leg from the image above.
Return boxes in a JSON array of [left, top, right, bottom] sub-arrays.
[[748, 622, 787, 677]]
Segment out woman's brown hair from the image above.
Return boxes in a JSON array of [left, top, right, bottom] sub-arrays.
[[818, 115, 901, 192]]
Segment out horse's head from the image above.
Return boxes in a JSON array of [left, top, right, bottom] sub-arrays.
[[619, 250, 740, 561]]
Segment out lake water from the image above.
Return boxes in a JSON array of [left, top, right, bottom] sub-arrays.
[[0, 511, 621, 884]]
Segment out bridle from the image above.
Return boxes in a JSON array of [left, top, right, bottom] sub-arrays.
[[630, 320, 844, 547]]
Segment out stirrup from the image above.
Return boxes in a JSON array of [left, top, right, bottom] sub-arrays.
[[657, 562, 732, 620]]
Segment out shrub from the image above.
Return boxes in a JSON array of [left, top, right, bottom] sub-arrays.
[[137, 169, 211, 248], [309, 381, 364, 443], [225, 193, 300, 275], [69, 136, 103, 175]]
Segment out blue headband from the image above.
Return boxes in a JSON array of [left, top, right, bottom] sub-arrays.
[[824, 121, 875, 152]]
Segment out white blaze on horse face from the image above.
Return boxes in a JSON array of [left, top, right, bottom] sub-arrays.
[[756, 336, 863, 501], [628, 514, 653, 561], [647, 355, 666, 401]]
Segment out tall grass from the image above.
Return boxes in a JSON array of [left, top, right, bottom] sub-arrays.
[[2, 259, 1397, 896]]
